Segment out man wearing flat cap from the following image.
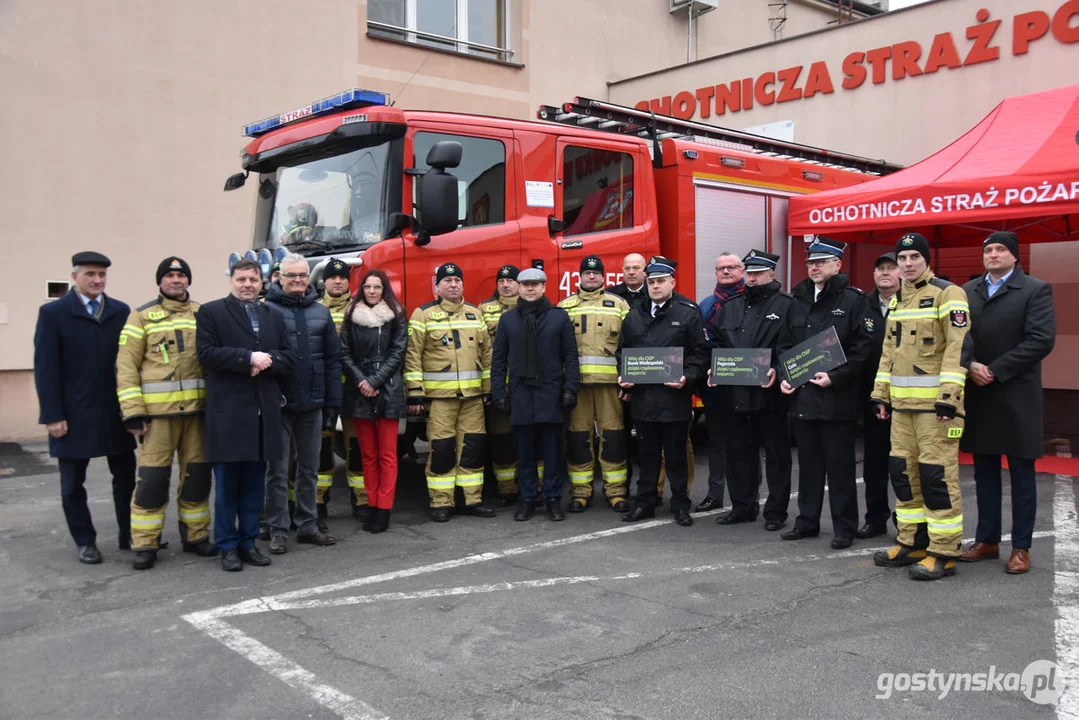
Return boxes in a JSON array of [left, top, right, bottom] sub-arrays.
[[706, 249, 795, 532], [34, 252, 136, 564], [116, 256, 217, 570], [405, 263, 496, 522], [618, 256, 709, 527], [559, 255, 632, 513], [492, 268, 580, 521], [482, 264, 522, 505], [781, 237, 872, 550], [959, 231, 1056, 575]]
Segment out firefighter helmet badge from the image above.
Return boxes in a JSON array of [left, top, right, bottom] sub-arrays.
[[587, 257, 598, 269]]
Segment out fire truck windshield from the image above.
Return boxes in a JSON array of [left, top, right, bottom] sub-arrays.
[[261, 140, 391, 257]]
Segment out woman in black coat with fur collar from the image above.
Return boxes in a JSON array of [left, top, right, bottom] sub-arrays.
[[339, 269, 407, 532]]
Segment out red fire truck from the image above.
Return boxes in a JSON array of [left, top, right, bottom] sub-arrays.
[[225, 89, 900, 306]]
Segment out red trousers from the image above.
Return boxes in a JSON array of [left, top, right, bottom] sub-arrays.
[[353, 418, 398, 509]]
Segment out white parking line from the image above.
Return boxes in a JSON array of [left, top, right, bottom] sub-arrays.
[[1054, 475, 1079, 720]]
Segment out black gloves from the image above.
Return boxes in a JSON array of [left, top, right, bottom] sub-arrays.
[[934, 402, 957, 420], [407, 396, 426, 406], [124, 417, 149, 432], [323, 406, 340, 431], [561, 391, 578, 411], [870, 400, 891, 415]]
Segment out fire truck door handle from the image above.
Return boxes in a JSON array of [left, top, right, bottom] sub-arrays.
[[547, 216, 564, 236]]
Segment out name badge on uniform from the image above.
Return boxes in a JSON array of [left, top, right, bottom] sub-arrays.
[[920, 298, 934, 308], [765, 313, 780, 321], [831, 309, 846, 316], [671, 321, 681, 326], [466, 313, 477, 320], [602, 300, 615, 307]]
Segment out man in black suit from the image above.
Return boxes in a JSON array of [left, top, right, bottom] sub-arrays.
[[33, 251, 137, 564], [196, 259, 295, 571], [959, 232, 1056, 575]]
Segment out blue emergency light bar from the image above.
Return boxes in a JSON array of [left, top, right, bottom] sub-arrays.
[[243, 89, 390, 138]]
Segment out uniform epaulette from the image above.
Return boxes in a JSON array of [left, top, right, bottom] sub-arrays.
[[136, 298, 160, 312], [929, 277, 954, 289], [482, 302, 502, 312], [419, 299, 440, 310], [846, 286, 865, 295], [678, 300, 699, 309]]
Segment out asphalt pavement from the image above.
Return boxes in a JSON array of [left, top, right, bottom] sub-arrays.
[[0, 437, 1073, 720]]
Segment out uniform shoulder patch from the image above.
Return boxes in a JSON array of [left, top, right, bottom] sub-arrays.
[[864, 317, 875, 333], [147, 310, 168, 321], [136, 299, 159, 312], [560, 296, 580, 308], [950, 310, 968, 327], [929, 277, 954, 289], [429, 310, 447, 320], [483, 303, 501, 313]]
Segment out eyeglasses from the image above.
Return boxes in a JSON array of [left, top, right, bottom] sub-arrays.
[[715, 265, 742, 273], [281, 272, 309, 279], [361, 284, 383, 291], [806, 258, 836, 267]]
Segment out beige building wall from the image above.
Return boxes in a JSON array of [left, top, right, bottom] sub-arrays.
[[609, 0, 1079, 165], [0, 0, 894, 441]]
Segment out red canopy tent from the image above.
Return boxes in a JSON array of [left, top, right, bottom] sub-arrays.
[[788, 84, 1079, 246]]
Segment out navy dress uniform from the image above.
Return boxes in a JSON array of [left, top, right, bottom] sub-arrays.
[[33, 251, 137, 563]]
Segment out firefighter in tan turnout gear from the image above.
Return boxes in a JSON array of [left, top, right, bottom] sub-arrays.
[[872, 233, 971, 581], [315, 258, 367, 528], [117, 257, 217, 570], [482, 264, 521, 506], [559, 255, 631, 512], [405, 263, 496, 522]]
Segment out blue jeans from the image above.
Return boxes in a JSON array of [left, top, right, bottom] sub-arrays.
[[973, 454, 1038, 550], [515, 423, 565, 502], [214, 461, 265, 552]]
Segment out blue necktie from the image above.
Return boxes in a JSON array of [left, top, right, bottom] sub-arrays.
[[87, 298, 99, 316]]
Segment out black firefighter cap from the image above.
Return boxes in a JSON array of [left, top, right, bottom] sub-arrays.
[[156, 256, 192, 285], [497, 264, 520, 281], [72, 251, 111, 268], [580, 254, 605, 275], [436, 262, 463, 283], [323, 258, 350, 280]]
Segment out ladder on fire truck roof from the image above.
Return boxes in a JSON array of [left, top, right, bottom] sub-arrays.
[[538, 96, 902, 176]]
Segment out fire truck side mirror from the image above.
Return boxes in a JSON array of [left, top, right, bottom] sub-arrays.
[[223, 171, 248, 192]]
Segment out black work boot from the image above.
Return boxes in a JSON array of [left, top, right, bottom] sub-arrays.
[[133, 549, 157, 571]]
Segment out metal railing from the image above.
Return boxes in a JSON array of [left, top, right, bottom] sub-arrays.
[[367, 21, 514, 61]]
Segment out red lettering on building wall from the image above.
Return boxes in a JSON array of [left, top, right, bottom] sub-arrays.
[[634, 1, 1078, 119]]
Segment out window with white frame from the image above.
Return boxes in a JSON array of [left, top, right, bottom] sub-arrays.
[[368, 0, 511, 61]]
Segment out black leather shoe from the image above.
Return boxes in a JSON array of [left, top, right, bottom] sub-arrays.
[[781, 528, 819, 541], [764, 520, 785, 532], [831, 537, 854, 550], [674, 510, 693, 527], [716, 511, 757, 525], [694, 496, 722, 512], [430, 507, 452, 522], [621, 506, 655, 523], [182, 540, 218, 557], [298, 530, 337, 546], [496, 493, 519, 508], [132, 549, 156, 570], [611, 499, 630, 513], [547, 498, 566, 521], [238, 547, 272, 566], [221, 550, 243, 572], [465, 504, 496, 518], [855, 523, 887, 539], [514, 501, 536, 521], [269, 536, 288, 554], [78, 545, 102, 564]]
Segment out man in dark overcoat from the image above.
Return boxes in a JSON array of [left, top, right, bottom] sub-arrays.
[[491, 268, 580, 522], [196, 259, 294, 571], [959, 232, 1056, 575], [33, 251, 136, 564]]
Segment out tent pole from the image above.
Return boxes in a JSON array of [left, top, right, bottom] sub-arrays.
[[933, 225, 941, 274]]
